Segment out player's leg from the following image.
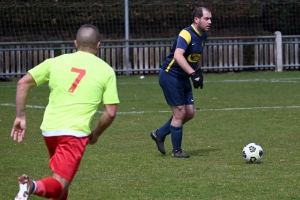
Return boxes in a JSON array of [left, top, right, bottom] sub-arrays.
[[33, 176, 65, 199], [169, 105, 189, 158], [14, 136, 65, 200], [15, 174, 66, 200], [33, 174, 69, 200], [150, 70, 177, 154], [15, 136, 89, 199], [155, 116, 172, 140], [161, 74, 188, 157], [150, 70, 187, 155], [158, 69, 186, 130], [155, 70, 178, 139], [46, 136, 89, 199], [183, 81, 195, 123], [156, 102, 193, 141], [53, 190, 68, 200], [34, 136, 68, 199], [170, 78, 194, 158], [184, 104, 195, 122]]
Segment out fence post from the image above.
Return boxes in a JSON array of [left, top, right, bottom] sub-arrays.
[[124, 0, 130, 76], [274, 31, 282, 72]]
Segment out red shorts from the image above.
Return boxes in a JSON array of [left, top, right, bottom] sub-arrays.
[[44, 136, 89, 182]]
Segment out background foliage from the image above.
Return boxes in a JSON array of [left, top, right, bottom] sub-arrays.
[[0, 0, 299, 41]]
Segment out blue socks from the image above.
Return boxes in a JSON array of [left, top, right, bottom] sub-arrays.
[[156, 117, 183, 151], [170, 125, 183, 151], [156, 116, 172, 139]]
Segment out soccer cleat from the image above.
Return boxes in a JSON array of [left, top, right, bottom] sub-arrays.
[[15, 174, 33, 200], [150, 130, 166, 154], [172, 149, 190, 158]]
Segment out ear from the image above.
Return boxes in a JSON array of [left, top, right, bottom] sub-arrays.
[[74, 40, 78, 48], [97, 42, 101, 48], [194, 17, 200, 24]]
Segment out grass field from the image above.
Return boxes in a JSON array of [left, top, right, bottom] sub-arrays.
[[1, 71, 300, 199]]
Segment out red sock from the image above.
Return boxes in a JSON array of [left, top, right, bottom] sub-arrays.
[[51, 190, 68, 200], [34, 177, 63, 199]]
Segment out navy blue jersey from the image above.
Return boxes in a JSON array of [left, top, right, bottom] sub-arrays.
[[161, 24, 207, 78]]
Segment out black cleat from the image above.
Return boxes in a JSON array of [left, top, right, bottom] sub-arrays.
[[150, 130, 166, 154], [172, 149, 190, 158]]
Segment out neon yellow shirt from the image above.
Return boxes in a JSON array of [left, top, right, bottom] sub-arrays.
[[29, 51, 120, 137]]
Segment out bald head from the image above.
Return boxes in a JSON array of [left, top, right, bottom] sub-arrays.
[[76, 24, 101, 51]]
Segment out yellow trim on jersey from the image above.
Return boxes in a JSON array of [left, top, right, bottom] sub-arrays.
[[165, 58, 175, 72], [191, 24, 202, 37], [179, 30, 191, 45]]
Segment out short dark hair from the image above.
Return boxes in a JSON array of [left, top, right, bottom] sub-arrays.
[[76, 24, 101, 47], [192, 7, 211, 19], [78, 24, 100, 33]]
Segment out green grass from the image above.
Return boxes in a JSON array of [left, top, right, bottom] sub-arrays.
[[1, 71, 300, 199]]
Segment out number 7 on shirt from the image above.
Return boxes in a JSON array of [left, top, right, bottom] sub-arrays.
[[68, 67, 86, 93]]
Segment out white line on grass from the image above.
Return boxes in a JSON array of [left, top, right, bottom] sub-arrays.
[[210, 79, 300, 83], [118, 78, 300, 84], [1, 103, 300, 114]]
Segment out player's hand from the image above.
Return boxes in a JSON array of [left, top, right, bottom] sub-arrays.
[[190, 70, 204, 89], [195, 68, 204, 89], [11, 117, 27, 143], [89, 129, 100, 145]]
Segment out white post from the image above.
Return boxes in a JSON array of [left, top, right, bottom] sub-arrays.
[[274, 31, 282, 72], [124, 0, 130, 76]]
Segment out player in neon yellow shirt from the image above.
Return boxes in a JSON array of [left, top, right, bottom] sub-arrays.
[[30, 50, 119, 137], [11, 24, 119, 200]]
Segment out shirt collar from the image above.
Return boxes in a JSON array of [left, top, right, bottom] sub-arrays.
[[191, 24, 202, 37]]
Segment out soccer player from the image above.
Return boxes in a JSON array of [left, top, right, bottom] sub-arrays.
[[150, 7, 212, 158], [11, 24, 120, 199]]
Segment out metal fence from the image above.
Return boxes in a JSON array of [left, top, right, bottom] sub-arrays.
[[0, 32, 299, 76]]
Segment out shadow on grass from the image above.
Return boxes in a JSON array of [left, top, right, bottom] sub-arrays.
[[188, 148, 220, 157], [245, 161, 264, 164]]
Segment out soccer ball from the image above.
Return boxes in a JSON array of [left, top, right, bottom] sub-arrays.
[[242, 143, 264, 163]]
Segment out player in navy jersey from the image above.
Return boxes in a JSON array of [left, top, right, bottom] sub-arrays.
[[150, 7, 212, 158]]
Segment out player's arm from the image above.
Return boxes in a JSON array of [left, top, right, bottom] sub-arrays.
[[175, 30, 196, 74], [175, 29, 205, 74], [15, 73, 37, 117], [89, 104, 118, 145], [11, 73, 37, 142], [175, 48, 203, 89], [174, 48, 195, 75]]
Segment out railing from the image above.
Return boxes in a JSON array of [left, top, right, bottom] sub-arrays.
[[0, 32, 299, 76], [282, 35, 299, 69]]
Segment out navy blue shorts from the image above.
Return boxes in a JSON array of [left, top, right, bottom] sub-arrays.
[[159, 69, 194, 106]]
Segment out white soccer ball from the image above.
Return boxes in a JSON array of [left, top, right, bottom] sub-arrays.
[[242, 143, 264, 163]]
